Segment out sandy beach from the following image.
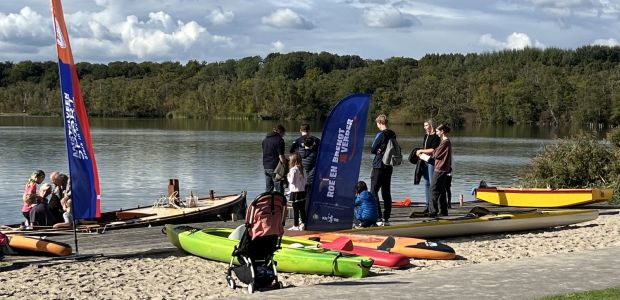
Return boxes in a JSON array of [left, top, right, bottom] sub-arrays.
[[1, 213, 618, 299]]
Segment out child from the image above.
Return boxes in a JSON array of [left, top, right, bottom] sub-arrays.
[[287, 153, 306, 230], [354, 181, 379, 228], [53, 197, 73, 229], [21, 170, 45, 226]]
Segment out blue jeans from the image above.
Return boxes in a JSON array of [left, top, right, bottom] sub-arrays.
[[422, 162, 434, 209], [264, 169, 284, 194]]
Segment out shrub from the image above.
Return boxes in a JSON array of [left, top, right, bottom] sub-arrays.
[[520, 133, 619, 204]]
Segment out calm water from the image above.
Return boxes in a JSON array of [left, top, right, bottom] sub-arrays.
[[0, 116, 567, 225]]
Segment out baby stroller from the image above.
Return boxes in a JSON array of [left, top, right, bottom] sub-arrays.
[[226, 191, 287, 294]]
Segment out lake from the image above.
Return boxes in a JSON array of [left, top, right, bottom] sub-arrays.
[[0, 116, 568, 225]]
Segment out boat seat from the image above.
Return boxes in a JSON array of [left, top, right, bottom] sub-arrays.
[[228, 224, 246, 240]]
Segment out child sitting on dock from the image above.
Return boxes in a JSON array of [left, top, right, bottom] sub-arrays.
[[287, 153, 306, 231], [354, 181, 379, 228], [53, 196, 73, 229]]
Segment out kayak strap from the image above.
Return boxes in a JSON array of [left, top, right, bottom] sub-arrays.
[[331, 252, 343, 276]]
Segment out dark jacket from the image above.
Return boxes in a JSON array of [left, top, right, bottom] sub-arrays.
[[370, 129, 396, 169], [289, 135, 320, 154], [354, 191, 378, 222], [298, 146, 318, 188], [262, 131, 285, 169]]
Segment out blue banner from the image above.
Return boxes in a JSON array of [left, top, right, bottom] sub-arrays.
[[52, 0, 101, 219], [306, 94, 370, 231]]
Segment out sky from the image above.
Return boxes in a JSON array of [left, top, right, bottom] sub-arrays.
[[1, 0, 619, 63]]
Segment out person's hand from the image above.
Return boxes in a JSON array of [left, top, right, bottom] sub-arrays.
[[416, 149, 422, 156]]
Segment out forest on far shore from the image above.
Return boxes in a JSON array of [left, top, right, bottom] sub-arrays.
[[1, 46, 620, 127]]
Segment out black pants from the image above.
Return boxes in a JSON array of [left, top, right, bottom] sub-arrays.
[[371, 167, 393, 221], [291, 191, 307, 227], [446, 173, 452, 208], [430, 171, 450, 216]]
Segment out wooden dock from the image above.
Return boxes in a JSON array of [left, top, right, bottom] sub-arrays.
[[2, 201, 619, 266]]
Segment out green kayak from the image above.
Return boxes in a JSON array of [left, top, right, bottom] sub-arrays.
[[164, 224, 373, 278]]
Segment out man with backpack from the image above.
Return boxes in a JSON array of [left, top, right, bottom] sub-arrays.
[[370, 114, 398, 226]]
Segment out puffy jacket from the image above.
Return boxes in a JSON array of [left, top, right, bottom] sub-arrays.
[[354, 191, 378, 222]]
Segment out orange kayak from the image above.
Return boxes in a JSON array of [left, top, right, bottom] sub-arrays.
[[296, 232, 455, 260], [8, 235, 72, 256]]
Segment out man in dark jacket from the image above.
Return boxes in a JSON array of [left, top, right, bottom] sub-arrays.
[[298, 136, 318, 196], [289, 124, 320, 154], [262, 125, 286, 193], [370, 114, 396, 226]]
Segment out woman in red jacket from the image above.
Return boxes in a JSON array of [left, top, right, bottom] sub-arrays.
[[429, 124, 453, 217]]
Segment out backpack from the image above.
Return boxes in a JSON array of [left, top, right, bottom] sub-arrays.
[[382, 137, 402, 166]]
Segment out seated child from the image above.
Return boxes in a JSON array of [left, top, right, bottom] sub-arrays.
[[53, 197, 73, 229], [354, 181, 378, 227]]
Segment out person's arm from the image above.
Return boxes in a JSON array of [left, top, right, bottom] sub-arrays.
[[370, 132, 383, 154], [432, 141, 448, 160], [278, 138, 287, 163]]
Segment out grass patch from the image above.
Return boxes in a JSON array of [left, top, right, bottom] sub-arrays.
[[539, 287, 620, 300]]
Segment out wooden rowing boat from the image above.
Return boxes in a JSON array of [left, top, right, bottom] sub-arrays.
[[2, 192, 247, 234], [475, 187, 613, 208]]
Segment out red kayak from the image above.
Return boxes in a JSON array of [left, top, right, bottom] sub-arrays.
[[320, 237, 410, 268]]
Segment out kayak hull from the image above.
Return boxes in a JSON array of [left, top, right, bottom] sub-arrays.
[[475, 187, 612, 207], [297, 232, 456, 260], [338, 209, 599, 238], [165, 225, 373, 278]]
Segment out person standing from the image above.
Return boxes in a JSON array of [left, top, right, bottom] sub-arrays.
[[287, 153, 306, 230], [262, 125, 287, 194], [21, 170, 45, 226], [298, 136, 319, 198], [370, 114, 396, 226], [415, 119, 441, 214], [429, 124, 453, 217], [289, 124, 319, 154]]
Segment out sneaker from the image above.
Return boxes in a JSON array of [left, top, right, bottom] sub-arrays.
[[299, 223, 305, 231], [376, 221, 383, 226], [288, 226, 299, 231], [382, 221, 391, 226]]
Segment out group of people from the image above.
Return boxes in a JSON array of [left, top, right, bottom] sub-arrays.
[[261, 115, 454, 229], [21, 170, 73, 229], [356, 115, 454, 227], [262, 124, 320, 230]]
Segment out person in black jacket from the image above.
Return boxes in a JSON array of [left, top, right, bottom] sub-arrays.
[[262, 125, 287, 193], [298, 136, 318, 196], [370, 114, 396, 226]]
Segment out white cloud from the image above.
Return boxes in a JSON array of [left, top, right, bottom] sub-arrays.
[[479, 32, 545, 50], [0, 7, 49, 46], [592, 38, 620, 47], [271, 40, 285, 52], [207, 7, 234, 25], [362, 5, 417, 28], [261, 8, 314, 30]]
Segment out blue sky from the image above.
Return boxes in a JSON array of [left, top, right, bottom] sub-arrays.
[[1, 0, 619, 63]]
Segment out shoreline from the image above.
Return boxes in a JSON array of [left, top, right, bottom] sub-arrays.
[[1, 213, 618, 299]]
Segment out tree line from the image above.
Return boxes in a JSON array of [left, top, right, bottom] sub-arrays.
[[2, 46, 620, 127]]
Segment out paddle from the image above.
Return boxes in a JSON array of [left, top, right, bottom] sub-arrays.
[[376, 236, 396, 251], [320, 236, 354, 251]]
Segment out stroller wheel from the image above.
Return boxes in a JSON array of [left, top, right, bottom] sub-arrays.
[[247, 283, 254, 294], [226, 276, 236, 289]]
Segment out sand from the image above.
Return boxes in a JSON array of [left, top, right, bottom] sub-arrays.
[[0, 213, 618, 299]]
